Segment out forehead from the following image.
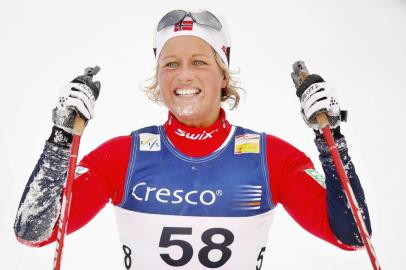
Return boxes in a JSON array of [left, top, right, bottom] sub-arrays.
[[159, 35, 214, 59]]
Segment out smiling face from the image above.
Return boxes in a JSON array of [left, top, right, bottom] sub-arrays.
[[157, 35, 227, 128]]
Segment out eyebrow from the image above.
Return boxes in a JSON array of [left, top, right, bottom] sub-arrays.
[[161, 55, 177, 60], [192, 54, 210, 58], [161, 53, 210, 60]]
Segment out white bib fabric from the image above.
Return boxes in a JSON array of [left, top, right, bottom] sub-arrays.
[[114, 207, 274, 269]]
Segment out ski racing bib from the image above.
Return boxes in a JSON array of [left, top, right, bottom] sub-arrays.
[[114, 125, 275, 269]]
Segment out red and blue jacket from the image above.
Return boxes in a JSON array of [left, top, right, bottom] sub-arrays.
[[14, 109, 371, 257]]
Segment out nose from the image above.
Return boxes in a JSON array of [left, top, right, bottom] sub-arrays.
[[176, 62, 194, 84]]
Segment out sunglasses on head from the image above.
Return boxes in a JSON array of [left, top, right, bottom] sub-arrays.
[[157, 10, 222, 32]]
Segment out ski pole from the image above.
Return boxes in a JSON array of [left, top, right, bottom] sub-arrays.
[[53, 66, 101, 270], [291, 61, 381, 270]]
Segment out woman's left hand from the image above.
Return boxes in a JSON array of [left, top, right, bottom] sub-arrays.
[[300, 82, 341, 130]]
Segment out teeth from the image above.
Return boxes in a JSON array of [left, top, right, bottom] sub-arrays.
[[175, 89, 200, 96]]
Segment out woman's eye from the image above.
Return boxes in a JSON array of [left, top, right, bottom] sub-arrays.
[[165, 62, 178, 68], [194, 60, 206, 66]]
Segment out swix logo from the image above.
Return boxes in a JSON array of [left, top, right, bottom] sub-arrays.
[[175, 128, 218, 140], [131, 182, 222, 206]]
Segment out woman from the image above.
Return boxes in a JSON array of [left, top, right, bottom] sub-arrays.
[[14, 9, 371, 269]]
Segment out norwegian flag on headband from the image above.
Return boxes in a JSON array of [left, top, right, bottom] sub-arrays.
[[174, 19, 193, 32]]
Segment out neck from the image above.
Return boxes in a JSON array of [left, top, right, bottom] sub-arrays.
[[164, 109, 231, 157], [174, 110, 221, 128]]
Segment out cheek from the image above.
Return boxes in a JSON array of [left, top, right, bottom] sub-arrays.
[[210, 72, 226, 96], [157, 70, 165, 87], [157, 71, 171, 95]]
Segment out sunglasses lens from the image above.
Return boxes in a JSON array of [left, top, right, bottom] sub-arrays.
[[192, 11, 222, 31], [157, 10, 187, 31], [157, 10, 222, 32]]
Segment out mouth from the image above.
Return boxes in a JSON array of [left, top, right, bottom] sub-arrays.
[[174, 88, 202, 97]]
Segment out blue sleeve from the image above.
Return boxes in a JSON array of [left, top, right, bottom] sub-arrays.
[[315, 134, 372, 246], [14, 141, 70, 245]]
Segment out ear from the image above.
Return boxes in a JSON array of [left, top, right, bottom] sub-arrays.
[[221, 77, 227, 89]]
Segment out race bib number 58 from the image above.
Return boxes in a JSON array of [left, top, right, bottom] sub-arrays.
[[122, 226, 268, 269], [115, 208, 274, 269], [159, 227, 234, 268]]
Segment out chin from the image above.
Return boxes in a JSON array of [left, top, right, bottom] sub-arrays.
[[173, 105, 197, 118], [175, 112, 200, 124]]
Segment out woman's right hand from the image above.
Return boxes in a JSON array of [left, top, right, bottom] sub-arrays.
[[52, 75, 101, 134]]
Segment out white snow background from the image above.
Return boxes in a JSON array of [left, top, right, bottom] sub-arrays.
[[1, 0, 405, 269]]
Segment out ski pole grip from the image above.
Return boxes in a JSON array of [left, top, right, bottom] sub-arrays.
[[72, 115, 86, 135], [85, 65, 101, 78], [291, 61, 329, 127]]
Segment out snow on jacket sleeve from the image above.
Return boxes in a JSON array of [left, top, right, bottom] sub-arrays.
[[14, 141, 70, 246], [14, 136, 131, 247], [266, 134, 370, 249], [315, 134, 371, 246]]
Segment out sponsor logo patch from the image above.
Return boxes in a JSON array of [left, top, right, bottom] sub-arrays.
[[131, 182, 222, 206], [305, 169, 326, 188], [234, 134, 260, 154], [175, 128, 218, 140], [53, 130, 69, 145], [139, 133, 161, 151]]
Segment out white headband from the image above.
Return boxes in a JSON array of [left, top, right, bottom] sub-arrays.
[[153, 14, 231, 66]]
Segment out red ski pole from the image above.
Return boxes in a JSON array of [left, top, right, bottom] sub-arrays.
[[53, 125, 82, 270], [53, 66, 100, 270], [291, 61, 381, 270]]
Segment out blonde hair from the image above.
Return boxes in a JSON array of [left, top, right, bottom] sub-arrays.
[[143, 50, 243, 110]]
